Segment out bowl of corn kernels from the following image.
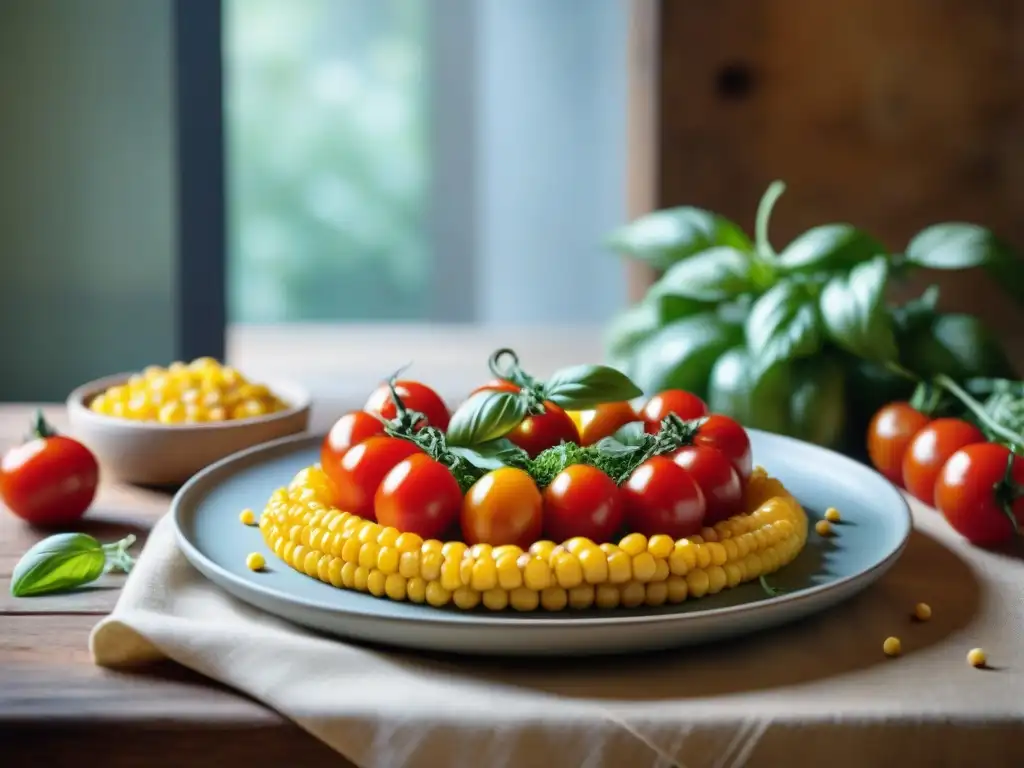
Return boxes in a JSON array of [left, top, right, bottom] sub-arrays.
[[66, 358, 311, 486]]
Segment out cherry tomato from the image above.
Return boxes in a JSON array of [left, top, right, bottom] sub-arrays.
[[461, 467, 543, 548], [469, 379, 520, 397], [671, 445, 743, 525], [935, 442, 1024, 547], [542, 464, 624, 543], [642, 390, 708, 434], [902, 418, 986, 506], [867, 402, 930, 486], [375, 454, 462, 539], [506, 401, 580, 458], [364, 380, 451, 431], [320, 411, 385, 470], [571, 402, 639, 446], [621, 456, 706, 538], [326, 436, 421, 520], [1, 415, 99, 527], [694, 414, 753, 483]]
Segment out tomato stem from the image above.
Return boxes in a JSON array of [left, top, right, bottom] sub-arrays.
[[934, 373, 1024, 453], [994, 451, 1022, 536], [28, 409, 59, 441]]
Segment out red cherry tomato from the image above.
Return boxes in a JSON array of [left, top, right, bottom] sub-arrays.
[[469, 379, 520, 397], [642, 390, 709, 434], [364, 380, 451, 431], [902, 418, 986, 506], [671, 445, 743, 525], [867, 402, 930, 486], [506, 401, 580, 458], [621, 456, 706, 538], [375, 454, 462, 539], [935, 442, 1024, 547], [542, 464, 624, 543], [694, 414, 753, 483], [461, 467, 543, 548], [326, 436, 421, 520], [320, 411, 385, 470], [1, 415, 99, 527]]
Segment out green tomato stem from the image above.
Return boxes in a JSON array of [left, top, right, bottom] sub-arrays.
[[934, 373, 1024, 452], [755, 180, 787, 259], [995, 451, 1022, 536]]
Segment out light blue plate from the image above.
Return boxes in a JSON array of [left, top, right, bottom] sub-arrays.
[[172, 431, 912, 656]]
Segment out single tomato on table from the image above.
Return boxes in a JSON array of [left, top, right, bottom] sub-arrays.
[[326, 436, 421, 520], [621, 456, 706, 538], [642, 389, 708, 434], [461, 467, 543, 548], [867, 402, 930, 486], [542, 464, 623, 543], [570, 401, 638, 446], [693, 414, 753, 483], [505, 401, 579, 458], [320, 410, 385, 470], [671, 445, 743, 524], [364, 380, 451, 431], [1, 412, 99, 527], [902, 418, 985, 506], [375, 454, 462, 539], [935, 442, 1024, 547]]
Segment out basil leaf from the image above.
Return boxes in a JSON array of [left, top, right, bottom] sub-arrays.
[[745, 281, 823, 370], [777, 224, 885, 274], [819, 256, 898, 363], [650, 246, 756, 303], [905, 223, 1009, 270], [890, 285, 939, 336], [11, 533, 106, 597], [604, 301, 660, 368], [544, 365, 643, 410], [592, 436, 643, 459], [449, 438, 527, 471], [446, 391, 527, 446], [606, 207, 753, 269], [611, 421, 647, 446]]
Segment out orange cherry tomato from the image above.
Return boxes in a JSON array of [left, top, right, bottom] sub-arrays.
[[320, 410, 385, 472], [364, 380, 451, 431], [902, 418, 985, 506], [642, 389, 708, 434], [867, 402, 930, 487], [573, 401, 639, 446], [461, 467, 543, 548], [375, 454, 462, 539], [326, 436, 422, 520], [506, 401, 579, 458], [542, 464, 624, 543]]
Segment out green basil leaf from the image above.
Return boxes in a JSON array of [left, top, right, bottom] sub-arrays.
[[890, 285, 939, 336], [905, 223, 1008, 270], [544, 365, 643, 410], [604, 301, 660, 367], [777, 224, 885, 274], [606, 207, 753, 269], [745, 281, 823, 370], [446, 391, 527, 447], [650, 246, 755, 303], [449, 438, 527, 471], [707, 348, 792, 434], [11, 533, 106, 597], [901, 313, 1015, 381], [788, 357, 848, 448], [610, 421, 648, 446], [819, 256, 897, 362]]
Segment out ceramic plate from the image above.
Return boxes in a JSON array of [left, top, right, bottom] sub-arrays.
[[172, 431, 912, 657]]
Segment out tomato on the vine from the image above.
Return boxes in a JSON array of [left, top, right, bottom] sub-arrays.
[[505, 401, 579, 458], [671, 445, 743, 525], [375, 454, 462, 539], [542, 464, 624, 543], [364, 380, 451, 431], [642, 390, 708, 434], [621, 456, 706, 538], [902, 418, 985, 506], [867, 402, 930, 487], [320, 411, 385, 471], [935, 442, 1024, 547], [694, 414, 753, 483], [571, 401, 638, 446], [326, 436, 421, 520], [462, 467, 543, 548], [1, 413, 99, 527]]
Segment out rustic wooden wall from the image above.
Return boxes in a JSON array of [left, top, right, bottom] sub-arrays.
[[626, 0, 1024, 358]]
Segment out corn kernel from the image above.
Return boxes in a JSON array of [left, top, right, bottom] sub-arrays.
[[453, 587, 480, 610], [967, 648, 987, 668], [914, 602, 932, 622], [815, 519, 833, 537], [631, 552, 657, 582], [606, 550, 632, 583], [620, 581, 645, 608], [568, 585, 595, 609], [595, 584, 620, 609], [647, 534, 674, 559], [425, 581, 451, 607], [686, 569, 710, 598], [645, 581, 668, 606], [578, 547, 609, 584], [825, 507, 841, 523], [377, 546, 400, 575], [471, 558, 499, 591], [553, 551, 584, 589], [666, 575, 688, 603], [407, 577, 427, 603], [510, 587, 540, 611], [483, 588, 509, 611], [620, 533, 647, 556], [883, 636, 902, 657], [239, 509, 256, 525], [521, 555, 553, 591], [245, 552, 265, 571], [541, 587, 568, 611]]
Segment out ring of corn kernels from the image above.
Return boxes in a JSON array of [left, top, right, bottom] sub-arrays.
[[257, 464, 809, 612]]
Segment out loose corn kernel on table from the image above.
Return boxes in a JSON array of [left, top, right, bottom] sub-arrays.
[[4, 404, 1024, 768]]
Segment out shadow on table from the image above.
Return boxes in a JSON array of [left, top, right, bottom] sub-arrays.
[[417, 526, 981, 701]]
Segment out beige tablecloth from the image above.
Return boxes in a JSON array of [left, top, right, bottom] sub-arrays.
[[91, 498, 1024, 768]]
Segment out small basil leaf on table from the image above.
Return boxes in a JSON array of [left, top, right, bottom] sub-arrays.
[[745, 281, 823, 372], [606, 207, 753, 270], [819, 256, 898, 362], [777, 224, 885, 274], [543, 365, 643, 410], [446, 391, 527, 446], [11, 533, 107, 597], [649, 246, 756, 303], [629, 313, 744, 397]]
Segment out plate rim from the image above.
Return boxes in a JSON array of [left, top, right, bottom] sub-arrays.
[[171, 429, 913, 630]]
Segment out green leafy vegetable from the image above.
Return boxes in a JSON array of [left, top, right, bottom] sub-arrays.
[[777, 224, 885, 274], [745, 281, 823, 370], [448, 439, 527, 472], [11, 533, 136, 598], [819, 256, 897, 363], [446, 391, 527, 446], [906, 223, 1007, 270], [650, 246, 755, 303], [629, 313, 743, 397], [606, 207, 752, 269], [543, 364, 643, 410]]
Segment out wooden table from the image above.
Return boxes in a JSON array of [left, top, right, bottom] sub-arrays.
[[0, 405, 344, 765]]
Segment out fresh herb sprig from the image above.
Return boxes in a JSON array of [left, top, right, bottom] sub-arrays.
[[11, 532, 136, 598]]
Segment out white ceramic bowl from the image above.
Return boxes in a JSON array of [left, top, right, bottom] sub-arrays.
[[66, 373, 311, 486]]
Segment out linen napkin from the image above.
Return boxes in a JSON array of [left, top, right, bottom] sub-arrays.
[[91, 502, 1024, 768]]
